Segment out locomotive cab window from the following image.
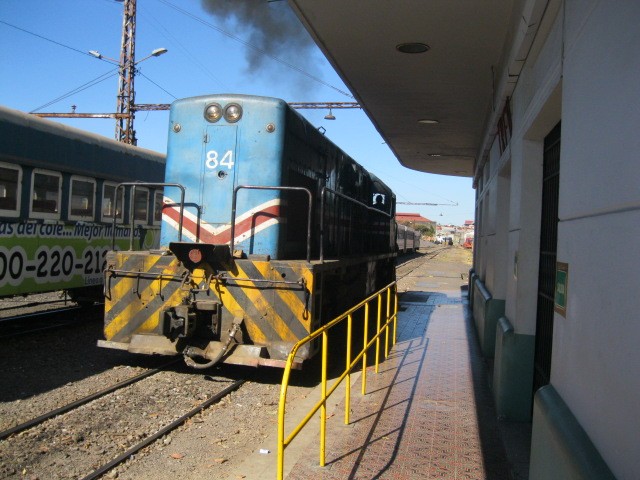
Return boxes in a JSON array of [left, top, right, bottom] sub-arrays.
[[69, 175, 96, 220], [0, 162, 21, 217], [133, 187, 150, 224], [373, 193, 386, 209], [102, 182, 123, 223], [30, 169, 61, 219], [153, 190, 164, 225]]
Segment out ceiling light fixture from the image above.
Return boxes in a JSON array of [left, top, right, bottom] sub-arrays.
[[418, 119, 439, 124], [396, 42, 430, 54]]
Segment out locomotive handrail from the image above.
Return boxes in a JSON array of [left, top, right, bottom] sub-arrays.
[[230, 185, 313, 262], [215, 273, 306, 288], [276, 282, 398, 480], [319, 186, 393, 262], [111, 182, 185, 251]]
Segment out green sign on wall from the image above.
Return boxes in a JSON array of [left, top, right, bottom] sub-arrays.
[[554, 262, 568, 317]]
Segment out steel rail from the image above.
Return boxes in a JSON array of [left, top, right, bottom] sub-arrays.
[[395, 248, 445, 281], [0, 306, 81, 324], [79, 378, 246, 480], [0, 305, 103, 339], [0, 359, 179, 441]]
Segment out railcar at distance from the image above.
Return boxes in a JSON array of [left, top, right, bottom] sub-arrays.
[[0, 106, 165, 305], [99, 94, 397, 369], [396, 224, 420, 254]]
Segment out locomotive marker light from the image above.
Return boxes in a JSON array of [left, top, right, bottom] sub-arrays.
[[224, 104, 243, 123], [188, 248, 203, 265], [204, 103, 223, 123]]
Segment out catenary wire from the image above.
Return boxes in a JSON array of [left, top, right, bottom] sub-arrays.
[[29, 69, 119, 113]]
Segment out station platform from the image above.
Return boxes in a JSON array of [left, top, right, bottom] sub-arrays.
[[228, 249, 531, 480], [285, 286, 530, 479]]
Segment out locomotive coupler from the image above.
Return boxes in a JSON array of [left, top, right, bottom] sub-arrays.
[[183, 317, 244, 370], [165, 305, 193, 339]]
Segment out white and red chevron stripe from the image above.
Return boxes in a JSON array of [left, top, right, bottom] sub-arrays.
[[161, 197, 283, 245]]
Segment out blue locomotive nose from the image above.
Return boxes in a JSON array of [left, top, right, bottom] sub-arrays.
[[160, 96, 287, 258]]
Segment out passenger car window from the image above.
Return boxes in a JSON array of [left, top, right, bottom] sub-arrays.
[[102, 183, 123, 222], [31, 169, 61, 218], [133, 188, 149, 223], [69, 176, 95, 219], [0, 163, 21, 216]]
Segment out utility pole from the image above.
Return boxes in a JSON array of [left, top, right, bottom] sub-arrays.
[[115, 0, 137, 144], [32, 0, 354, 141], [32, 0, 144, 145]]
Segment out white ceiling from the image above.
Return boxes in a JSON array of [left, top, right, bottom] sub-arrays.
[[289, 0, 515, 177]]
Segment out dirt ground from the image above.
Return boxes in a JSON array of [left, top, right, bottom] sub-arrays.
[[0, 244, 474, 480]]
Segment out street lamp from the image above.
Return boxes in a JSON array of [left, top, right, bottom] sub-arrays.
[[88, 46, 167, 144], [88, 47, 167, 65], [137, 47, 168, 63]]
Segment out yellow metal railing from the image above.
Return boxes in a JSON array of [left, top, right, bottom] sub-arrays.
[[276, 282, 398, 479]]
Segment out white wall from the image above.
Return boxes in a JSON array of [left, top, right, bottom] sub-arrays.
[[549, 1, 640, 477], [505, 137, 544, 336], [479, 2, 640, 476], [501, 0, 563, 337]]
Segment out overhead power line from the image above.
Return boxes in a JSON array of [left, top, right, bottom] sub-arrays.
[[0, 19, 96, 58], [30, 69, 119, 113], [397, 201, 458, 206]]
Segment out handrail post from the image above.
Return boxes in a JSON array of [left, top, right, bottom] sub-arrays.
[[320, 330, 328, 467], [320, 187, 326, 262], [129, 184, 137, 250], [277, 359, 294, 480], [362, 302, 369, 395], [345, 313, 352, 425], [385, 287, 391, 358], [375, 292, 382, 373], [393, 285, 399, 345]]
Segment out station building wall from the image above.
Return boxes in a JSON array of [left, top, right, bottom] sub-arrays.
[[473, 1, 640, 478]]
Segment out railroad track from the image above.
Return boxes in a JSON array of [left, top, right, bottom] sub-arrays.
[[79, 378, 245, 480], [0, 359, 180, 441], [0, 304, 103, 339], [1, 359, 245, 480], [396, 245, 447, 281]]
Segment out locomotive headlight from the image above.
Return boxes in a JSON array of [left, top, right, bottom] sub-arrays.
[[224, 103, 243, 123], [204, 103, 223, 123]]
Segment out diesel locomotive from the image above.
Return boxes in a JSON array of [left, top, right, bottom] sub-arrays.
[[99, 94, 397, 368]]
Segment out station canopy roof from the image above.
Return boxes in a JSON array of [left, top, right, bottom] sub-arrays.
[[289, 0, 514, 178]]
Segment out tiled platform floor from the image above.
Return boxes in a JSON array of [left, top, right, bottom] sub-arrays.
[[286, 289, 521, 479]]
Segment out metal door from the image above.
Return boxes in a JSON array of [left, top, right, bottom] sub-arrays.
[[533, 121, 561, 394]]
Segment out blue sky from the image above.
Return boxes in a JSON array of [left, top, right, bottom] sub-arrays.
[[0, 0, 475, 226]]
